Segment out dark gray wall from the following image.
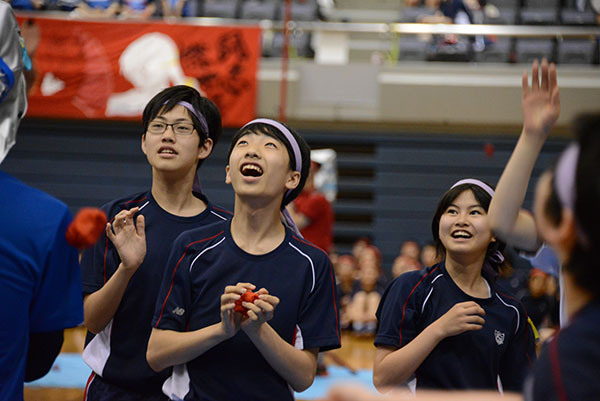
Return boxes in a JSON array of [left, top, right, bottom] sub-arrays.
[[2, 118, 568, 271]]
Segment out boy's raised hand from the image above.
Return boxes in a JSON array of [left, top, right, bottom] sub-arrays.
[[522, 58, 560, 140], [106, 207, 146, 273]]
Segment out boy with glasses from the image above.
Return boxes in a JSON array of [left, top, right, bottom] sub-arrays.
[[80, 85, 231, 401]]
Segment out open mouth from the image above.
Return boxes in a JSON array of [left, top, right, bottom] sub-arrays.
[[451, 230, 472, 239], [241, 163, 263, 177], [158, 147, 177, 155]]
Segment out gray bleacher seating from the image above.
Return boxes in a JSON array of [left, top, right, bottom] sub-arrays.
[[426, 37, 473, 62], [240, 0, 279, 20], [482, 0, 519, 24], [277, 0, 320, 21], [399, 6, 437, 23], [561, 0, 598, 25], [557, 39, 598, 64], [476, 37, 513, 63], [201, 0, 240, 18], [397, 36, 429, 62], [515, 38, 555, 63], [270, 31, 313, 58], [520, 0, 560, 25]]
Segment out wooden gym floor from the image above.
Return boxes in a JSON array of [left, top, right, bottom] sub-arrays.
[[24, 328, 376, 401]]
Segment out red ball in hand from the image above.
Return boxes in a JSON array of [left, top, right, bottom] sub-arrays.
[[234, 291, 260, 316], [66, 207, 107, 249]]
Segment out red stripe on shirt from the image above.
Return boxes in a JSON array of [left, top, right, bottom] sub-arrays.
[[154, 231, 225, 326], [292, 235, 328, 257], [212, 206, 232, 215], [398, 267, 439, 347], [83, 372, 96, 401], [549, 331, 569, 401], [328, 259, 341, 343]]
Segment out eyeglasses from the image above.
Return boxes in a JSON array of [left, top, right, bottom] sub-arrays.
[[147, 121, 196, 136]]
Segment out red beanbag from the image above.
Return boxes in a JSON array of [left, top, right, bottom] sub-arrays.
[[66, 207, 107, 249], [234, 291, 260, 316]]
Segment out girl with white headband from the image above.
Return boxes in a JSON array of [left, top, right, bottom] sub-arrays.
[[486, 59, 600, 400], [80, 85, 229, 401], [373, 176, 535, 393], [147, 118, 341, 400]]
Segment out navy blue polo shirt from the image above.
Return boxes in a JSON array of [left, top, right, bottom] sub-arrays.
[[525, 298, 600, 401], [152, 220, 341, 401], [375, 263, 535, 392], [80, 190, 231, 395]]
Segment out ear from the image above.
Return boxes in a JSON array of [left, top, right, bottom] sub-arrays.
[[556, 208, 577, 254], [225, 165, 231, 185], [198, 138, 213, 161], [285, 171, 301, 191], [141, 134, 147, 156]]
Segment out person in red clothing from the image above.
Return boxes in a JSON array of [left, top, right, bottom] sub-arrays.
[[289, 160, 334, 253]]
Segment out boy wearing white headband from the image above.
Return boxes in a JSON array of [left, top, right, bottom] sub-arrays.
[[80, 85, 230, 400], [373, 178, 535, 392], [147, 119, 341, 400]]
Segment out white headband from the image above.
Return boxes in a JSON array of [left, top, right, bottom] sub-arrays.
[[450, 178, 495, 197], [554, 143, 579, 211]]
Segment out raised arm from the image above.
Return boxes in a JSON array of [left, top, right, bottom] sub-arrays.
[[488, 59, 560, 252], [83, 208, 146, 334]]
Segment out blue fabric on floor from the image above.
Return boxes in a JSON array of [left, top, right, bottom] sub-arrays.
[[25, 353, 91, 388], [296, 365, 376, 399], [25, 354, 375, 399]]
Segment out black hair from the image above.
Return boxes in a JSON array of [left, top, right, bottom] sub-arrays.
[[142, 85, 222, 170], [565, 114, 600, 296], [431, 182, 508, 276], [227, 121, 311, 208]]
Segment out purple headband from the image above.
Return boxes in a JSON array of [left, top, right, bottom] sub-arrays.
[[554, 143, 579, 211], [242, 118, 302, 173], [450, 178, 495, 197], [163, 100, 209, 137], [241, 118, 304, 237]]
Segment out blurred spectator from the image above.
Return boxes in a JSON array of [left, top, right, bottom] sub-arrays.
[[334, 254, 360, 331], [160, 0, 192, 18], [289, 160, 334, 253], [74, 0, 119, 17], [399, 240, 421, 263], [521, 268, 554, 330], [119, 0, 156, 19], [391, 254, 421, 278], [352, 237, 371, 261], [7, 0, 46, 10], [348, 252, 383, 336], [420, 242, 439, 268]]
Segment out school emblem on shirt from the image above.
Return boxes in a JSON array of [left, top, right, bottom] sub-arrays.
[[494, 330, 505, 345], [172, 307, 185, 316]]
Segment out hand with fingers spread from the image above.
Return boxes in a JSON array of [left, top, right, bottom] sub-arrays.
[[106, 207, 146, 273], [241, 288, 280, 333], [220, 282, 256, 337], [522, 58, 561, 139], [432, 301, 486, 338]]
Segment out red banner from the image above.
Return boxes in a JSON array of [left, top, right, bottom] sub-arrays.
[[17, 16, 261, 127]]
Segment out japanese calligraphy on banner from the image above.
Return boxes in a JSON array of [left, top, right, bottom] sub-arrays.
[[17, 16, 261, 127]]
